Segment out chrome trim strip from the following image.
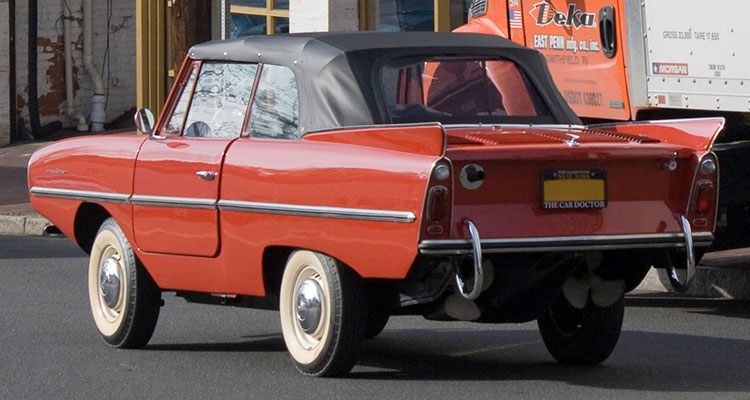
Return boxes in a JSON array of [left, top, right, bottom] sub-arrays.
[[303, 122, 444, 136], [29, 187, 130, 204], [419, 232, 714, 255], [130, 194, 217, 210], [218, 199, 416, 223], [30, 186, 415, 222], [443, 123, 589, 130]]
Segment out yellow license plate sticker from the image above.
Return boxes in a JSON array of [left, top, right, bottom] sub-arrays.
[[542, 170, 606, 209]]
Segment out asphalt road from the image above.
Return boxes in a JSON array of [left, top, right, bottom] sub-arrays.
[[2, 235, 750, 399]]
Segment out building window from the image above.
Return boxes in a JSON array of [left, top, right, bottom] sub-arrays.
[[225, 0, 289, 38], [368, 0, 471, 32]]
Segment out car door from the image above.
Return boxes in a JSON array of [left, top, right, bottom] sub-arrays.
[[133, 61, 259, 257]]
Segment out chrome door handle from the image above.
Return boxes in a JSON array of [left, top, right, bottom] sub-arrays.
[[195, 171, 216, 180]]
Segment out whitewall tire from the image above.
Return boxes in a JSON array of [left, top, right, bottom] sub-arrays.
[[88, 218, 161, 348], [279, 250, 366, 376]]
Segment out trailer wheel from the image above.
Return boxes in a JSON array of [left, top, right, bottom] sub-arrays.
[[279, 250, 366, 376], [537, 293, 624, 365], [88, 218, 161, 348]]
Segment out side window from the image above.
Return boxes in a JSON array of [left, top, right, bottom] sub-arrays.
[[163, 65, 199, 136], [183, 62, 259, 138], [246, 65, 300, 140]]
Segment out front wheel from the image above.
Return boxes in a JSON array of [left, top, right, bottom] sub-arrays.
[[88, 218, 161, 348], [537, 293, 624, 365], [279, 250, 366, 376]]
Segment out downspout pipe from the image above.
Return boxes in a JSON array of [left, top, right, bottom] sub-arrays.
[[25, 0, 61, 139], [83, 0, 106, 132], [63, 1, 88, 131]]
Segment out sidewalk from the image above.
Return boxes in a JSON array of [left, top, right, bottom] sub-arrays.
[[3, 134, 750, 299]]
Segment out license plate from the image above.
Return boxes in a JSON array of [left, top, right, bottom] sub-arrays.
[[541, 170, 607, 210]]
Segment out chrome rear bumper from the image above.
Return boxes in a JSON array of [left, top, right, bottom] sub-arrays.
[[418, 231, 714, 255]]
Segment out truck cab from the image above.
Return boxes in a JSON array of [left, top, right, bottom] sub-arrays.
[[460, 0, 750, 248]]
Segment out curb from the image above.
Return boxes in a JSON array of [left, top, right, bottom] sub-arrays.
[[0, 215, 51, 236], [632, 266, 750, 300]]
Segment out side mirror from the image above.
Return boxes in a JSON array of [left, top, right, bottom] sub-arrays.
[[134, 108, 155, 135]]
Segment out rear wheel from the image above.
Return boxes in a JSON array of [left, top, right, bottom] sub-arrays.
[[279, 250, 366, 376], [537, 293, 624, 365], [88, 218, 161, 348]]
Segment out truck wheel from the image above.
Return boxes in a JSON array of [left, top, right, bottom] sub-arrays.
[[279, 250, 366, 376], [537, 293, 624, 365], [88, 218, 161, 348]]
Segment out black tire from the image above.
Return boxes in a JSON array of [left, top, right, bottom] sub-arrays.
[[279, 250, 367, 377], [537, 293, 624, 365], [365, 306, 390, 339], [88, 218, 161, 348]]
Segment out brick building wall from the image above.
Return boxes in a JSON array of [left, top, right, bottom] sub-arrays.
[[0, 0, 9, 145], [11, 0, 135, 138]]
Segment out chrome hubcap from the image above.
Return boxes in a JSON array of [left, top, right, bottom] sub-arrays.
[[99, 256, 122, 309], [296, 279, 323, 335]]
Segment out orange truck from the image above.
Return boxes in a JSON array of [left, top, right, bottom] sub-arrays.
[[459, 0, 750, 248]]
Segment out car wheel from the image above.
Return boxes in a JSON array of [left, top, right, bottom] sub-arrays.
[[279, 250, 366, 376], [537, 293, 624, 365], [88, 218, 161, 348]]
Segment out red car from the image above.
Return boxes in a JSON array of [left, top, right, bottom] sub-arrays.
[[28, 32, 723, 376]]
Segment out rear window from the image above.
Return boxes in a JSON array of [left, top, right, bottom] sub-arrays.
[[381, 56, 553, 124]]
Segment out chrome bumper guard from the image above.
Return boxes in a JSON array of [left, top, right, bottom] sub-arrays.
[[454, 220, 484, 301], [667, 215, 696, 293], [431, 215, 710, 298]]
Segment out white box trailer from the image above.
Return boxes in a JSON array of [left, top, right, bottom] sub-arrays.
[[632, 0, 750, 113]]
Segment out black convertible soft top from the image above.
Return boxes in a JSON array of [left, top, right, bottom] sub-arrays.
[[189, 32, 581, 133]]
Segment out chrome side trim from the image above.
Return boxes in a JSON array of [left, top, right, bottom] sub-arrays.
[[30, 186, 415, 223], [419, 232, 714, 255], [130, 194, 217, 210], [218, 199, 416, 223], [29, 187, 130, 204]]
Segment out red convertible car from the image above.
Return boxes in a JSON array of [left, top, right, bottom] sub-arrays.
[[28, 32, 723, 376]]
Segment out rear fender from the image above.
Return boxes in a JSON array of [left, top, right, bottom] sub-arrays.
[[590, 117, 725, 154]]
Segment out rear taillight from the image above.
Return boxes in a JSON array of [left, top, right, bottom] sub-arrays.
[[428, 186, 450, 222], [687, 153, 718, 228], [422, 159, 453, 237], [694, 182, 714, 215]]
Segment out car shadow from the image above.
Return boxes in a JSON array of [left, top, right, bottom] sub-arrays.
[[626, 297, 750, 320], [352, 329, 750, 392], [146, 333, 287, 353]]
